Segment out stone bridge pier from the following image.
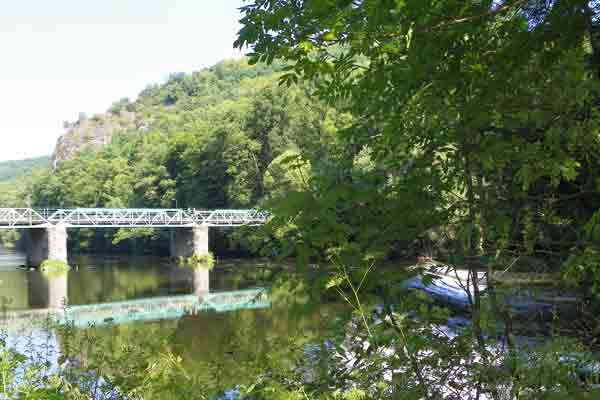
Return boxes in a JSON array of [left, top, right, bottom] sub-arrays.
[[169, 225, 209, 259], [25, 225, 68, 267]]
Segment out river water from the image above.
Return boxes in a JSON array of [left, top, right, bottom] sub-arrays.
[[1, 248, 598, 397], [0, 249, 341, 395]]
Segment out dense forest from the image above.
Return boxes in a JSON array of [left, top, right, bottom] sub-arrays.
[[0, 59, 348, 254]]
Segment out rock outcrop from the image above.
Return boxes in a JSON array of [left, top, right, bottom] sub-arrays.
[[52, 111, 136, 168]]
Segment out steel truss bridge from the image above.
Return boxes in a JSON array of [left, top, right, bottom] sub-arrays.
[[0, 208, 269, 228]]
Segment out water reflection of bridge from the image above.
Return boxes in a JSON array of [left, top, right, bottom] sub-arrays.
[[0, 268, 270, 330]]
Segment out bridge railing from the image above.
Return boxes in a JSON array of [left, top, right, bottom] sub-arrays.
[[0, 208, 269, 228]]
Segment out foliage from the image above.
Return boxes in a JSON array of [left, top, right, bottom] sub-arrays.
[[0, 183, 23, 248], [0, 324, 208, 400], [233, 0, 600, 398], [4, 0, 600, 395], [236, 0, 600, 275], [40, 259, 71, 275], [0, 156, 50, 183], [0, 335, 66, 399], [179, 253, 216, 270], [40, 260, 70, 273]]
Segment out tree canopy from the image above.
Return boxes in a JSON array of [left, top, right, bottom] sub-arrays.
[[236, 0, 600, 291], [232, 1, 600, 397]]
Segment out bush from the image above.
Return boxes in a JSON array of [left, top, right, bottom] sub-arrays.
[[40, 259, 71, 274], [178, 253, 215, 270]]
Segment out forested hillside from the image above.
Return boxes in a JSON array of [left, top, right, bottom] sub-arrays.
[[4, 59, 348, 254], [0, 155, 50, 182]]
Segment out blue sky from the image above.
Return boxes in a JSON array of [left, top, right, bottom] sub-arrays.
[[0, 0, 246, 161]]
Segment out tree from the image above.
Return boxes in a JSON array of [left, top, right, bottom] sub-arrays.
[[237, 0, 600, 287], [236, 0, 600, 397]]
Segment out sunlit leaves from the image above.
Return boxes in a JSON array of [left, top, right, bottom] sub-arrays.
[[236, 0, 600, 396]]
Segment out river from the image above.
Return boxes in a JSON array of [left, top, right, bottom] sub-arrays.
[[0, 249, 343, 396], [1, 249, 598, 397]]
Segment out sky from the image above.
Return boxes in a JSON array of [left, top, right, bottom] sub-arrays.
[[0, 0, 246, 161]]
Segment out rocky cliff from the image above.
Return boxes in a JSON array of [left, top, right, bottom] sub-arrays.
[[52, 111, 137, 168]]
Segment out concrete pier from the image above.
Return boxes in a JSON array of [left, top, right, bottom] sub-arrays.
[[22, 224, 211, 267], [26, 225, 68, 267], [170, 225, 209, 259], [192, 268, 210, 296]]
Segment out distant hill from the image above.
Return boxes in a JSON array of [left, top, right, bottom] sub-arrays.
[[0, 156, 51, 182], [52, 58, 285, 166]]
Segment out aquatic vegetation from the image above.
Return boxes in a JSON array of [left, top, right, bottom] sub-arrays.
[[179, 253, 215, 270], [40, 259, 71, 275], [0, 324, 210, 399]]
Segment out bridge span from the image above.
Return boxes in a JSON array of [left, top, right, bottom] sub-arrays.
[[0, 208, 268, 267], [0, 208, 268, 228]]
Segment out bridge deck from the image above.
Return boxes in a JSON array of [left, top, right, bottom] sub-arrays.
[[0, 208, 268, 228]]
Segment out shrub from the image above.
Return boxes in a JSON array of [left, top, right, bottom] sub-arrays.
[[178, 253, 215, 270], [40, 259, 71, 275]]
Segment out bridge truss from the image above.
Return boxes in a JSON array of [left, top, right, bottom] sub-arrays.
[[0, 208, 269, 228]]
